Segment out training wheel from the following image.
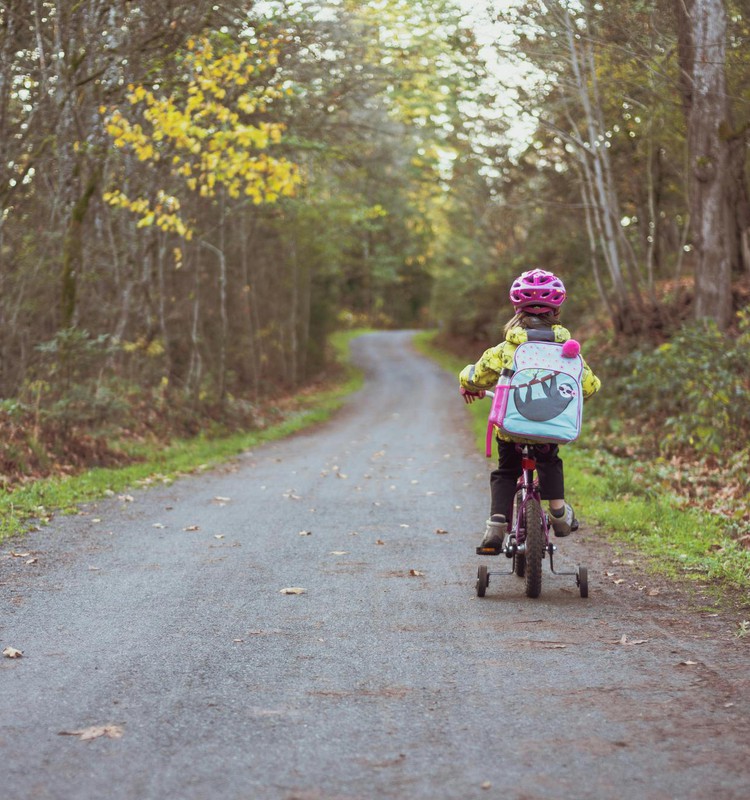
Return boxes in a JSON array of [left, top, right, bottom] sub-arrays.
[[577, 565, 589, 598], [476, 565, 489, 597]]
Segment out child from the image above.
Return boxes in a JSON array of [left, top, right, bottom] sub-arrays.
[[459, 269, 601, 551]]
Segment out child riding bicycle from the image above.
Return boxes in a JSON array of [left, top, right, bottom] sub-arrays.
[[459, 269, 601, 551]]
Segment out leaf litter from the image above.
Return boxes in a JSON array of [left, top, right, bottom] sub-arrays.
[[59, 725, 124, 741], [618, 635, 650, 646]]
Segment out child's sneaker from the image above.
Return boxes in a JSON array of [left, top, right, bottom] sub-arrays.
[[549, 503, 577, 537], [477, 514, 506, 553]]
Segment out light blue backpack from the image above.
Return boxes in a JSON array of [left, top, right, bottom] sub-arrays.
[[485, 336, 584, 456]]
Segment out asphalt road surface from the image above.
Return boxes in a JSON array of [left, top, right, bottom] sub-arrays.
[[2, 331, 749, 800]]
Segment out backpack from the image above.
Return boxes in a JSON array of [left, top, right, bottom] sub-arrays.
[[485, 335, 584, 456]]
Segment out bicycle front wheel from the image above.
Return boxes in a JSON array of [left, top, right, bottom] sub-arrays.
[[524, 499, 544, 598]]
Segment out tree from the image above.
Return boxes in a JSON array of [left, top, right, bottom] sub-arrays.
[[676, 0, 745, 329]]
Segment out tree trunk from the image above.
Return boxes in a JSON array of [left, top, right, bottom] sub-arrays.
[[678, 0, 735, 328], [60, 169, 99, 328], [201, 239, 228, 404]]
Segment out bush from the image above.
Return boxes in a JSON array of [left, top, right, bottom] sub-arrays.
[[592, 310, 750, 456]]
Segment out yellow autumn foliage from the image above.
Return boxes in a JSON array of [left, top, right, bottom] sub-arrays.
[[101, 35, 300, 241]]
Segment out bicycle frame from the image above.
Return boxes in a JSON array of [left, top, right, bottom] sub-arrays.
[[508, 445, 550, 555]]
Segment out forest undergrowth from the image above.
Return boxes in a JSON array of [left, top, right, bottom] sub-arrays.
[[0, 331, 365, 542]]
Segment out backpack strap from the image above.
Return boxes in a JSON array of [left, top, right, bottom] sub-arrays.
[[485, 368, 514, 457], [526, 330, 555, 342]]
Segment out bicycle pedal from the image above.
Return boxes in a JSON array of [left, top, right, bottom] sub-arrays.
[[476, 546, 502, 556]]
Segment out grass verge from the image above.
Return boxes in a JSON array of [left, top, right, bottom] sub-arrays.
[[0, 330, 367, 545], [413, 330, 750, 593]]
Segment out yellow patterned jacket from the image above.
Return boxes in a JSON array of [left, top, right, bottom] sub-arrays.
[[459, 325, 601, 443]]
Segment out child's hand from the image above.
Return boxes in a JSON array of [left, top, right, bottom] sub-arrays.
[[460, 387, 486, 404]]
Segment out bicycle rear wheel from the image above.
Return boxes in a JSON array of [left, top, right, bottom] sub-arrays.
[[524, 499, 544, 598], [512, 493, 525, 577]]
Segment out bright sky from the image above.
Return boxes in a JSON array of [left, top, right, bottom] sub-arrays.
[[456, 1, 540, 153]]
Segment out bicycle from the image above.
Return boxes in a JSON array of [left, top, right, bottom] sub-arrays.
[[475, 433, 588, 600]]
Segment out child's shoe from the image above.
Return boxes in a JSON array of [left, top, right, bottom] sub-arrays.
[[549, 503, 577, 537], [477, 514, 506, 553]]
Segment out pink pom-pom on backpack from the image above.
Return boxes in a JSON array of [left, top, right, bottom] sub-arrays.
[[561, 339, 580, 358]]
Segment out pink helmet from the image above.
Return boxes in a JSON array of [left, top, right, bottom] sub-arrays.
[[509, 269, 566, 312]]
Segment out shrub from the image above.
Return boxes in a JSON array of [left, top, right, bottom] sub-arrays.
[[592, 311, 750, 457]]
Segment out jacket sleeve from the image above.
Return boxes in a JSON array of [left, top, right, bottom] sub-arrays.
[[459, 343, 507, 391], [581, 358, 601, 399]]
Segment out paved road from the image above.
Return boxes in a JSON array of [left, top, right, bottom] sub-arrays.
[[1, 331, 748, 799]]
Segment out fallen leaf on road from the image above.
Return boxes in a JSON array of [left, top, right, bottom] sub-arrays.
[[59, 725, 124, 741], [619, 635, 649, 646], [298, 530, 312, 536], [11, 552, 30, 558], [679, 660, 698, 666], [25, 558, 38, 565], [330, 551, 348, 556], [213, 496, 231, 503], [375, 539, 385, 546], [152, 523, 166, 529], [481, 782, 492, 790], [435, 529, 448, 535], [3, 647, 23, 658], [214, 534, 225, 540], [183, 525, 200, 532], [283, 490, 302, 500], [280, 587, 306, 595], [613, 579, 626, 585], [119, 495, 134, 503], [409, 570, 424, 577], [647, 588, 660, 596], [399, 524, 410, 528]]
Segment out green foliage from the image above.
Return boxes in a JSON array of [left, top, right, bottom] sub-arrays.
[[598, 312, 750, 455]]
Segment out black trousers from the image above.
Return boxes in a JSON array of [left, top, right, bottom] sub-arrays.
[[490, 440, 565, 520]]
